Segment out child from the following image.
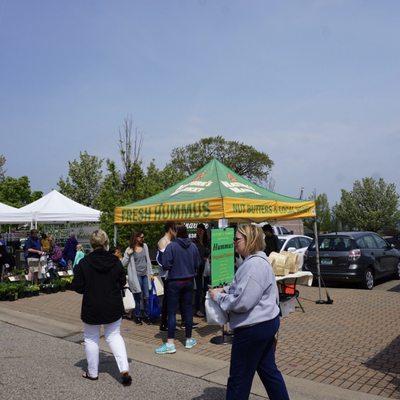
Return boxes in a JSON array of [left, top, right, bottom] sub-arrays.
[[73, 244, 85, 269]]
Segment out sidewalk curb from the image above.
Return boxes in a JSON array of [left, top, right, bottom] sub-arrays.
[[0, 305, 389, 400]]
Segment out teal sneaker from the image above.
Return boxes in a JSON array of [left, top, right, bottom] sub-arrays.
[[185, 338, 197, 349], [155, 343, 176, 355]]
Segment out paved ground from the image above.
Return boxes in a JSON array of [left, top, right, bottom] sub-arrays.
[[0, 321, 265, 400], [1, 278, 399, 398]]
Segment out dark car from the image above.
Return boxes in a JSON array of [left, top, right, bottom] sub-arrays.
[[303, 232, 400, 290]]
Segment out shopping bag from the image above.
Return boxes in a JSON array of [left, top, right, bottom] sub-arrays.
[[203, 258, 211, 277], [147, 281, 161, 319], [122, 287, 135, 312], [153, 276, 164, 296], [205, 292, 228, 326]]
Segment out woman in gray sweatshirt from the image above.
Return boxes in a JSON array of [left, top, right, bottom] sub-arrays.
[[210, 224, 289, 400]]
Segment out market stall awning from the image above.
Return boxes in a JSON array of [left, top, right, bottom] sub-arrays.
[[0, 202, 28, 224], [17, 190, 101, 223], [115, 159, 315, 224]]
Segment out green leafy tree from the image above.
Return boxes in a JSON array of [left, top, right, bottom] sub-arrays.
[[58, 151, 103, 207], [94, 160, 123, 240], [170, 136, 274, 184], [305, 193, 332, 233], [0, 154, 6, 182], [0, 176, 42, 207], [335, 177, 400, 232]]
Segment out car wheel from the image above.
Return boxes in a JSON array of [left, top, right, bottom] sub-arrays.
[[362, 268, 374, 290], [395, 262, 400, 280]]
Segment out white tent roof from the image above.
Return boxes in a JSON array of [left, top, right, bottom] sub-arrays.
[[0, 202, 29, 223], [17, 190, 101, 223], [0, 202, 17, 212]]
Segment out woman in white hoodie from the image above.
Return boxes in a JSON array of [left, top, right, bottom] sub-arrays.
[[122, 232, 153, 324]]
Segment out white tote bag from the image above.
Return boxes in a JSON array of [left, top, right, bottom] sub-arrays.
[[153, 276, 164, 296], [122, 287, 135, 312], [205, 292, 228, 326]]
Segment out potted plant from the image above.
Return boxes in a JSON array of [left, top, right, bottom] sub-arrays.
[[0, 284, 7, 301], [59, 279, 67, 292], [64, 276, 74, 290], [40, 283, 52, 294], [31, 284, 40, 296], [50, 280, 60, 293], [23, 285, 33, 298], [6, 284, 18, 301]]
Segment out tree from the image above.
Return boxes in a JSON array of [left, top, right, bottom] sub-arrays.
[[334, 177, 400, 232], [95, 160, 124, 239], [304, 193, 332, 233], [0, 154, 6, 182], [0, 176, 42, 207], [119, 115, 144, 194], [58, 151, 103, 207], [170, 136, 274, 184]]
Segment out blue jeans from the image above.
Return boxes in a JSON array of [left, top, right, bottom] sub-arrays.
[[227, 317, 289, 400], [167, 279, 193, 339], [133, 275, 149, 318]]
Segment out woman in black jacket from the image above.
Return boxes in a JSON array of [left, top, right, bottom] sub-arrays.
[[72, 229, 132, 386]]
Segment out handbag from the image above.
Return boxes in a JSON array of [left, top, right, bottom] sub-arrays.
[[147, 280, 161, 319], [122, 286, 135, 312], [205, 291, 228, 325]]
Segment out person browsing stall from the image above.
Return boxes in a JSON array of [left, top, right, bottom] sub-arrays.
[[122, 232, 153, 325], [209, 224, 289, 400], [155, 225, 201, 355]]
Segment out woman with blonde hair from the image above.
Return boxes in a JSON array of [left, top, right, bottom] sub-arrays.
[[122, 231, 153, 324], [72, 229, 131, 386], [210, 224, 289, 400]]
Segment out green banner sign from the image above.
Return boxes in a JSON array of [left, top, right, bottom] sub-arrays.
[[211, 228, 235, 287]]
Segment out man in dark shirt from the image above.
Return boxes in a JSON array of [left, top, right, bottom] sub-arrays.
[[24, 229, 44, 283]]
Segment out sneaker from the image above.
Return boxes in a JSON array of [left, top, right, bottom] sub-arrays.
[[194, 311, 205, 318], [121, 372, 132, 386], [133, 317, 143, 325], [185, 338, 197, 349], [155, 343, 176, 355]]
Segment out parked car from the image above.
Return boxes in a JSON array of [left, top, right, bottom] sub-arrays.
[[303, 232, 400, 289], [256, 222, 292, 235], [274, 226, 292, 235], [383, 236, 400, 250], [277, 235, 313, 270]]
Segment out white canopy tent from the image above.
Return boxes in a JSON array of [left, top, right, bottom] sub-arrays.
[[0, 202, 29, 224], [15, 190, 101, 227]]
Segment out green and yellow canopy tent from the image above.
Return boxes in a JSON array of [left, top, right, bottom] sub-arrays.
[[114, 159, 327, 303], [115, 159, 316, 224]]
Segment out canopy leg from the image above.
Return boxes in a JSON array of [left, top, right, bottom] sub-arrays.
[[314, 219, 333, 305], [113, 225, 117, 247]]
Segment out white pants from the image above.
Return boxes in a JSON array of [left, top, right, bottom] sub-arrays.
[[83, 318, 129, 378]]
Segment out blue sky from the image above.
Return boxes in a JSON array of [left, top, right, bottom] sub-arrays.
[[1, 0, 399, 206]]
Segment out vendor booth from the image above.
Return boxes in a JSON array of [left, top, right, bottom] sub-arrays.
[[0, 191, 101, 281], [114, 159, 323, 300], [17, 190, 101, 227], [115, 159, 315, 224], [114, 159, 322, 343]]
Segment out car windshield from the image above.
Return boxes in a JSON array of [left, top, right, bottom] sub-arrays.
[[309, 236, 353, 251], [277, 239, 285, 251]]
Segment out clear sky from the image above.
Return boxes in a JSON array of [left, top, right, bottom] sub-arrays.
[[1, 0, 399, 206]]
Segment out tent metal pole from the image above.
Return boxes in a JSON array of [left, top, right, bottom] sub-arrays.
[[313, 219, 322, 303], [113, 225, 117, 247]]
